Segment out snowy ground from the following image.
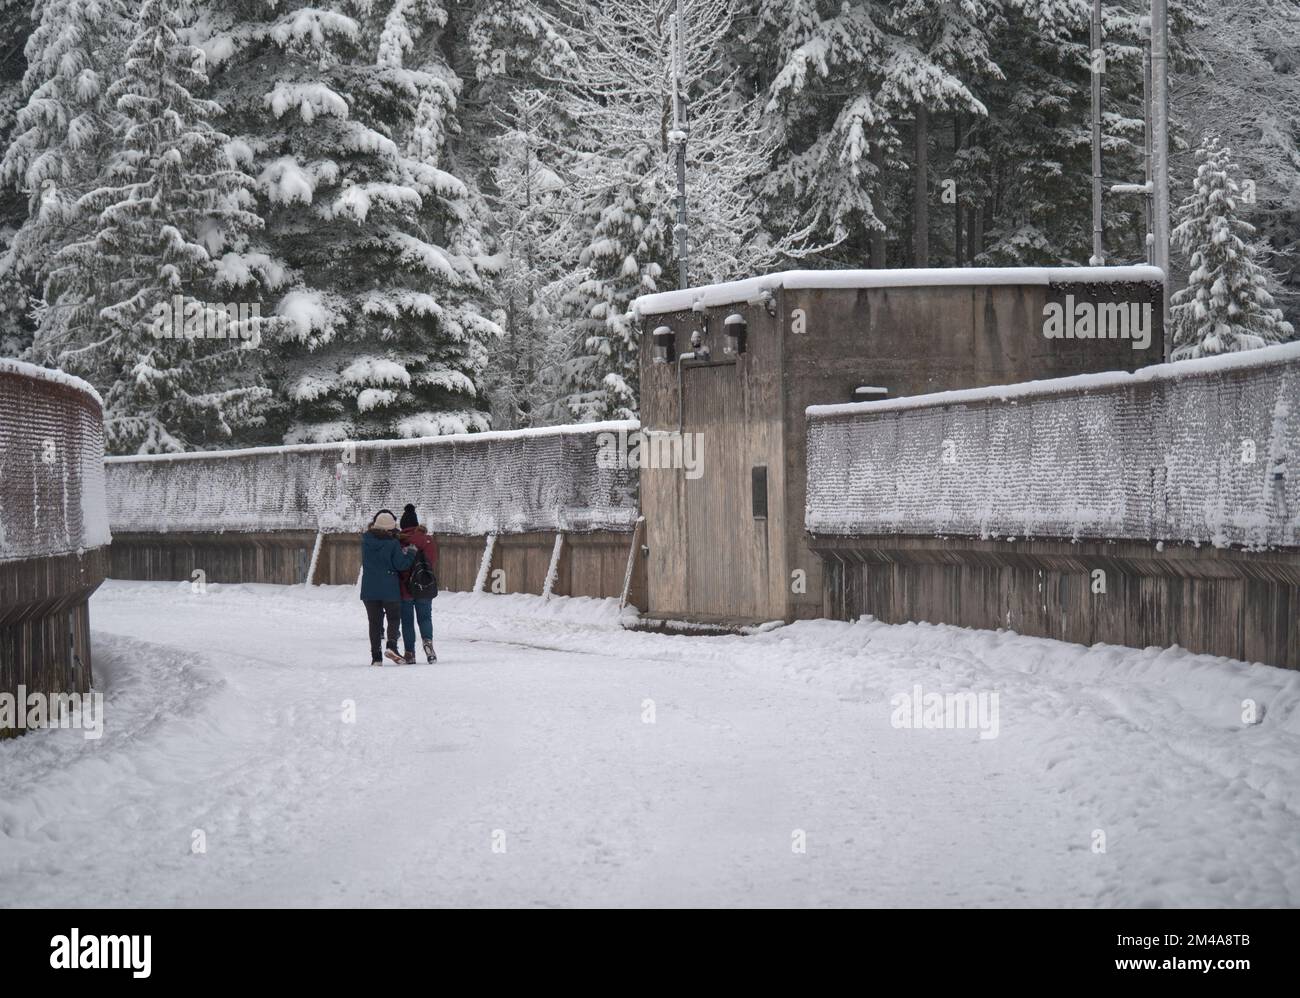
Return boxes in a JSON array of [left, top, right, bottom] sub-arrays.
[[2, 580, 1299, 908]]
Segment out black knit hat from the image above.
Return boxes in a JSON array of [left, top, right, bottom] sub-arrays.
[[400, 504, 419, 530]]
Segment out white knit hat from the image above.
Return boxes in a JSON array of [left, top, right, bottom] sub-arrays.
[[372, 511, 397, 531]]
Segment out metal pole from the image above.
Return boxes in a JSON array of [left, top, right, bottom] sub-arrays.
[[1151, 0, 1171, 338], [670, 1, 689, 289], [1142, 16, 1154, 266], [1090, 0, 1105, 266], [1110, 21, 1155, 261]]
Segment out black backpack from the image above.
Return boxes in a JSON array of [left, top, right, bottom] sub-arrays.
[[408, 547, 438, 599]]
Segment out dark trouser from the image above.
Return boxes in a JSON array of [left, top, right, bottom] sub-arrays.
[[400, 598, 434, 654], [364, 600, 401, 662]]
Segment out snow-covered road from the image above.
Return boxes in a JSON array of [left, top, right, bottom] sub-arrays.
[[2, 580, 1299, 907]]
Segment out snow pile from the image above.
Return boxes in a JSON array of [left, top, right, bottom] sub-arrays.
[[0, 361, 112, 562], [104, 421, 640, 536], [807, 343, 1300, 548]]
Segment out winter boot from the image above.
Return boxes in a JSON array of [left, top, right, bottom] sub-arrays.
[[371, 659, 383, 667], [424, 639, 436, 663], [384, 645, 404, 665], [404, 650, 416, 665]]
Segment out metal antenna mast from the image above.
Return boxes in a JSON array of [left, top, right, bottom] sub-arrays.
[[669, 0, 689, 290], [1142, 16, 1154, 265], [1151, 0, 1171, 342], [1110, 18, 1156, 267], [1090, 0, 1105, 265]]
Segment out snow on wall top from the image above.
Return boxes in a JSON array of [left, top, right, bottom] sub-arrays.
[[632, 265, 1165, 317], [102, 419, 635, 464], [0, 357, 104, 407], [806, 345, 1300, 549], [0, 362, 112, 562], [105, 421, 641, 536], [808, 341, 1300, 418]]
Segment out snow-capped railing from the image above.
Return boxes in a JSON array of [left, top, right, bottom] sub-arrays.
[[104, 420, 641, 536], [0, 360, 112, 562], [806, 342, 1300, 549]]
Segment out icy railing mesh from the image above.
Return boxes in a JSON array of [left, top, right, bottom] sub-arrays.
[[0, 363, 111, 562], [104, 421, 641, 536], [806, 351, 1299, 549]]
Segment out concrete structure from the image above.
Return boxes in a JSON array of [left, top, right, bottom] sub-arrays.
[[805, 342, 1300, 668], [108, 529, 644, 605], [0, 361, 111, 736], [104, 423, 647, 607], [632, 266, 1165, 627]]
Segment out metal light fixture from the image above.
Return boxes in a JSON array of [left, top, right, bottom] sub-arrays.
[[691, 299, 710, 335], [744, 288, 777, 317], [724, 313, 747, 355], [652, 325, 675, 364]]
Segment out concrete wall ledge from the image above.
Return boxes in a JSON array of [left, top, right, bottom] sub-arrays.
[[809, 534, 1300, 583], [107, 528, 647, 606], [0, 547, 109, 628], [809, 533, 1300, 668]]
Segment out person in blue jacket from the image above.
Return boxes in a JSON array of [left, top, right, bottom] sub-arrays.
[[360, 509, 417, 666]]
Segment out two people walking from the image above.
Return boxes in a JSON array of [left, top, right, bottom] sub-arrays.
[[360, 504, 439, 666]]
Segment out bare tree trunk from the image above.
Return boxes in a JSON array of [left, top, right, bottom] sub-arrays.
[[518, 132, 535, 428], [953, 112, 964, 266], [870, 140, 887, 267], [913, 106, 929, 266]]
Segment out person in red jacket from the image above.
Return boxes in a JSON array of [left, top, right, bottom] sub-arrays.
[[397, 504, 439, 663]]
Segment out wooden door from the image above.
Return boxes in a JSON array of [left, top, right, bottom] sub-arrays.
[[680, 362, 768, 620]]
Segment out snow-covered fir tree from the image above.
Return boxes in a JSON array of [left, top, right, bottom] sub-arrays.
[[1, 0, 131, 356], [1169, 135, 1294, 358], [40, 0, 270, 453], [746, 0, 995, 266], [971, 0, 1174, 267], [1174, 0, 1300, 310], [469, 1, 585, 428], [5, 0, 1299, 437], [200, 0, 500, 443], [0, 0, 32, 355], [481, 92, 578, 429]]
